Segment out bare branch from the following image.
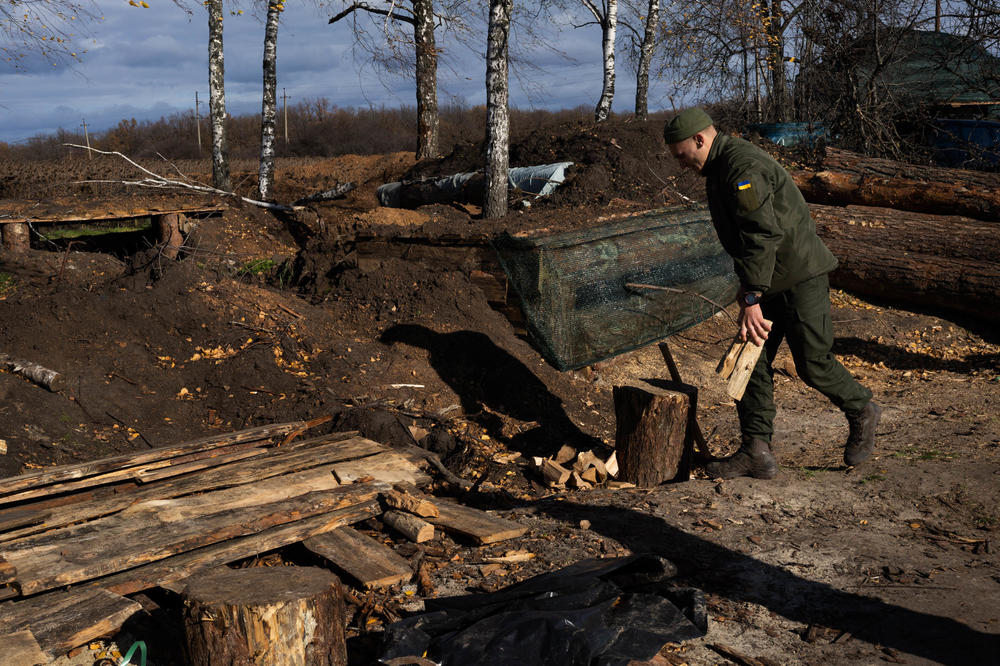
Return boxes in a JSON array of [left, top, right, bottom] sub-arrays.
[[63, 144, 294, 212]]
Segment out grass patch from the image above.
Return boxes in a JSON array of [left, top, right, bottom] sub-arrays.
[[39, 218, 152, 240], [236, 258, 276, 277], [861, 473, 886, 483]]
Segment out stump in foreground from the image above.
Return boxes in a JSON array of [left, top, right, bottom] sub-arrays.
[[182, 566, 347, 666], [614, 380, 696, 486]]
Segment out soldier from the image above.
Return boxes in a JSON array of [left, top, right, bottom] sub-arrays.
[[663, 108, 881, 479]]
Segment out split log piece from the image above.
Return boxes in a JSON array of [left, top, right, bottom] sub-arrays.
[[540, 459, 572, 486], [573, 450, 608, 481], [716, 329, 768, 402], [304, 526, 413, 589], [383, 487, 439, 518], [182, 567, 347, 666], [605, 451, 619, 478], [382, 510, 435, 543], [554, 444, 577, 464], [0, 353, 65, 392], [613, 380, 696, 486]]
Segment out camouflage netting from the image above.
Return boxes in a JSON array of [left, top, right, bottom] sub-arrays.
[[494, 205, 738, 370]]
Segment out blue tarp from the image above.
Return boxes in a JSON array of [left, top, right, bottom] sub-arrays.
[[748, 122, 830, 147]]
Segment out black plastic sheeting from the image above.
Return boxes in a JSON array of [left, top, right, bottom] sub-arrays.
[[378, 554, 707, 666]]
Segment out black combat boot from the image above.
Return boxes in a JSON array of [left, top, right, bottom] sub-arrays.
[[705, 436, 778, 480], [844, 401, 882, 466]]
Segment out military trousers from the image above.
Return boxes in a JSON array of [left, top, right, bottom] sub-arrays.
[[737, 273, 872, 443]]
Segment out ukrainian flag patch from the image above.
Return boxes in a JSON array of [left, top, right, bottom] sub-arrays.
[[737, 180, 752, 191]]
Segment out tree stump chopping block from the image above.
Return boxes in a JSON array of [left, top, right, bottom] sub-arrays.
[[613, 380, 696, 486], [182, 566, 347, 666]]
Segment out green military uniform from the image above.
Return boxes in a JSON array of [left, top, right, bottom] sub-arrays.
[[701, 133, 871, 443]]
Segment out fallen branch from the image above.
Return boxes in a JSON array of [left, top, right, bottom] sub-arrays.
[[0, 354, 65, 392], [63, 144, 294, 212]]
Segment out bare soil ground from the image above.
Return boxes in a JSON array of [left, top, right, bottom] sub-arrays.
[[1, 119, 998, 665]]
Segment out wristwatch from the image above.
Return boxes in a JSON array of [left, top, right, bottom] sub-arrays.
[[741, 291, 762, 306]]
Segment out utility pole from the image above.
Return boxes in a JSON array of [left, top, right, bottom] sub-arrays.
[[195, 91, 202, 154], [282, 88, 289, 145], [81, 118, 91, 159]]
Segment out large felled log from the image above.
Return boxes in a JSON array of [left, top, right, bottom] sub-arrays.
[[613, 380, 696, 486], [810, 204, 1000, 322], [182, 567, 347, 666], [792, 148, 1000, 222]]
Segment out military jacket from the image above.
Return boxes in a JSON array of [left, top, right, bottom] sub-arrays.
[[701, 133, 838, 295]]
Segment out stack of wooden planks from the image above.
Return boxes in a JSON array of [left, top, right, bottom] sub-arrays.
[[0, 419, 527, 663]]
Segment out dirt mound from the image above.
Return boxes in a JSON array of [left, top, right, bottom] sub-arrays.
[[404, 118, 704, 209]]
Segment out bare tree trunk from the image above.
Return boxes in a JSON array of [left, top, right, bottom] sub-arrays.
[[484, 0, 512, 219], [594, 0, 618, 122], [208, 0, 231, 192], [413, 0, 439, 160], [634, 0, 658, 120], [259, 2, 281, 201]]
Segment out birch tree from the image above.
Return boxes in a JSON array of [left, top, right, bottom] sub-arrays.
[[207, 0, 232, 191], [259, 0, 281, 200], [620, 0, 660, 119], [578, 0, 619, 121], [484, 0, 512, 219], [329, 0, 472, 160]]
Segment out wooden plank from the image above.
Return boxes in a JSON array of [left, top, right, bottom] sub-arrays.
[[96, 497, 382, 596], [0, 630, 47, 666], [0, 205, 226, 225], [304, 527, 413, 589], [0, 440, 266, 505], [0, 507, 50, 533], [1, 474, 382, 596], [0, 435, 384, 543], [331, 450, 431, 486], [135, 447, 266, 483], [0, 420, 308, 498], [0, 587, 141, 659], [426, 501, 527, 545]]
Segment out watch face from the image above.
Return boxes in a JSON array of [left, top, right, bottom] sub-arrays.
[[744, 293, 759, 305]]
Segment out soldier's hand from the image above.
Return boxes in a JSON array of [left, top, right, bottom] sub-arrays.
[[739, 304, 771, 345]]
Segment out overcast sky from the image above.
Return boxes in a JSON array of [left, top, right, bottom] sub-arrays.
[[0, 1, 675, 146]]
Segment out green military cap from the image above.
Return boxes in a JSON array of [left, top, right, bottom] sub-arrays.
[[663, 108, 713, 143]]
